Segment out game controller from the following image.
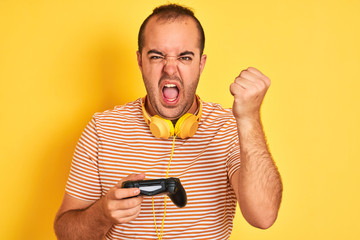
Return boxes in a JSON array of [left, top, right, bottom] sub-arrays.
[[121, 177, 187, 208]]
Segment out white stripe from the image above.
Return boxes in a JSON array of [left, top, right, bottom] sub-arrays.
[[66, 98, 240, 239]]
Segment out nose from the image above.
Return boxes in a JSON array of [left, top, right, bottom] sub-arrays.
[[163, 57, 178, 76]]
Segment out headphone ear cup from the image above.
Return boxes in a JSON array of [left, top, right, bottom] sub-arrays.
[[149, 116, 175, 139], [175, 113, 199, 139]]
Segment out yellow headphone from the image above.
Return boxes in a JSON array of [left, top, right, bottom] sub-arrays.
[[141, 95, 202, 139]]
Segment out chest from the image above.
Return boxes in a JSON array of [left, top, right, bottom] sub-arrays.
[[96, 132, 231, 193]]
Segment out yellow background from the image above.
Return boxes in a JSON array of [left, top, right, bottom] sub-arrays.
[[1, 0, 359, 239]]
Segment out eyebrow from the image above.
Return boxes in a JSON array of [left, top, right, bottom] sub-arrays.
[[147, 49, 165, 56], [147, 49, 195, 56], [179, 51, 195, 56]]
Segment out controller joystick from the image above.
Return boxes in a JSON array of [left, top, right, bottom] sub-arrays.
[[122, 177, 187, 208]]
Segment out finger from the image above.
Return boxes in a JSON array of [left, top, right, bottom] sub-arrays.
[[239, 69, 259, 83], [114, 196, 143, 211], [230, 80, 251, 97], [109, 187, 140, 200], [116, 172, 146, 188], [118, 203, 142, 218], [129, 172, 146, 181], [121, 172, 145, 183], [112, 205, 142, 224], [234, 77, 260, 91], [240, 70, 268, 89], [121, 195, 144, 209], [246, 67, 271, 86], [246, 67, 264, 77], [115, 214, 140, 224], [107, 194, 143, 214]]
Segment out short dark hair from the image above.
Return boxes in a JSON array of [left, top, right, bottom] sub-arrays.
[[138, 4, 205, 56]]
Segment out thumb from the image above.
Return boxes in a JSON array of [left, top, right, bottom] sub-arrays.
[[116, 172, 146, 187]]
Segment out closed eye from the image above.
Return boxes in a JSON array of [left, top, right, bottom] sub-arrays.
[[179, 56, 192, 61], [150, 55, 164, 60]]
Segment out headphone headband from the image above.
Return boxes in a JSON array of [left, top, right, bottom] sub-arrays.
[[141, 95, 202, 139], [141, 95, 202, 124]]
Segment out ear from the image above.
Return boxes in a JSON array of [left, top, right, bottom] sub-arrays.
[[199, 54, 207, 75], [137, 51, 143, 71]]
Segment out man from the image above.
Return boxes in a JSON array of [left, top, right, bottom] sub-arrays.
[[54, 4, 283, 240]]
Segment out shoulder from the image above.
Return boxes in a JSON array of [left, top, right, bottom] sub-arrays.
[[92, 98, 143, 125], [201, 100, 235, 122], [198, 99, 237, 135]]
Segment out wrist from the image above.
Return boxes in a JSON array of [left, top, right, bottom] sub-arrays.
[[235, 113, 261, 126]]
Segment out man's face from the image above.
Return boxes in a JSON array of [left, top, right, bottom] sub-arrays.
[[137, 16, 207, 120]]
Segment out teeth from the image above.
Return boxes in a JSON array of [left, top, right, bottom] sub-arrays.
[[165, 84, 177, 88]]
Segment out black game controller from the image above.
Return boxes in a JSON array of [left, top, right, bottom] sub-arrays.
[[121, 177, 187, 208]]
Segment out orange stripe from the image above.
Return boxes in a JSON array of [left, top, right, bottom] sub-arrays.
[[65, 98, 240, 239]]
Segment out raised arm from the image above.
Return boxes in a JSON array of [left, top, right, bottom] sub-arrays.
[[229, 67, 283, 229]]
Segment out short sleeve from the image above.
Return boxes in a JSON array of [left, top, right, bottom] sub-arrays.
[[226, 119, 241, 181], [65, 117, 102, 201]]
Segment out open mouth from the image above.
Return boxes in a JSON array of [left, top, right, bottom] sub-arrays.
[[162, 83, 179, 102]]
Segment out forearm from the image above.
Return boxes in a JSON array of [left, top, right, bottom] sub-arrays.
[[236, 115, 283, 228], [54, 198, 113, 240]]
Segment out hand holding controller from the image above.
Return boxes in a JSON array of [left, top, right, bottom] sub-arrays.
[[122, 177, 187, 208]]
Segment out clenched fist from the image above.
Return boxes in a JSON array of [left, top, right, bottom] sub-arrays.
[[230, 67, 271, 120]]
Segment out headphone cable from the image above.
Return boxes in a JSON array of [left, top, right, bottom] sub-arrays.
[[153, 135, 176, 240]]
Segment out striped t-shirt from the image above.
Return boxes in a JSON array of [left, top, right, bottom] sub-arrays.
[[66, 97, 241, 240]]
